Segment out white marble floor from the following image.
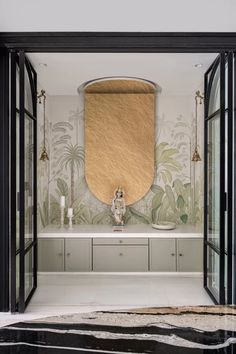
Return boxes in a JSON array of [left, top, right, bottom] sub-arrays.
[[0, 274, 213, 327]]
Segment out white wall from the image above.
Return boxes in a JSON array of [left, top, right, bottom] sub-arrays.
[[0, 0, 236, 32]]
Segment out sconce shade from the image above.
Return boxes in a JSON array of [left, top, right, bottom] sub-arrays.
[[191, 148, 201, 162], [40, 147, 49, 161]]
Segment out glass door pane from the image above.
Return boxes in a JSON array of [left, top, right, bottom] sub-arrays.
[[208, 64, 220, 115], [207, 114, 220, 248], [25, 247, 34, 298], [25, 115, 34, 247], [207, 246, 220, 303]]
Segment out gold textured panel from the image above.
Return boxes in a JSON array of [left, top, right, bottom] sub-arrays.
[[85, 83, 155, 206]]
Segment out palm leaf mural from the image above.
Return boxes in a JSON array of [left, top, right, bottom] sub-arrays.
[[38, 192, 49, 228], [50, 122, 73, 182], [155, 142, 182, 184], [92, 208, 112, 225], [69, 108, 84, 144], [58, 144, 84, 205], [150, 179, 196, 225], [55, 177, 69, 198], [38, 99, 203, 227], [151, 185, 164, 222], [49, 194, 61, 224], [72, 198, 94, 224], [128, 207, 151, 224]]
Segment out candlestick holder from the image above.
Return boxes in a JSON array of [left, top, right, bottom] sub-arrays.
[[67, 215, 74, 230], [60, 206, 65, 228]]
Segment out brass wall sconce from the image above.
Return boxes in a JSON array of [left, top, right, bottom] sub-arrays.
[[192, 90, 204, 162], [37, 89, 49, 161]]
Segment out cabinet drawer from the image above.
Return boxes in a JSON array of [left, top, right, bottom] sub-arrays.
[[93, 238, 148, 245], [149, 239, 176, 272], [38, 238, 64, 272], [177, 238, 203, 272], [93, 245, 148, 271], [65, 239, 92, 272]]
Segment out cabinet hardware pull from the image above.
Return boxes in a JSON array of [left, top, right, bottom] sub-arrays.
[[67, 253, 71, 256], [171, 253, 175, 256], [179, 253, 183, 256], [119, 253, 123, 256], [119, 240, 123, 243]]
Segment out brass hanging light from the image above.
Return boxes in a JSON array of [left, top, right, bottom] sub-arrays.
[[38, 89, 49, 161], [192, 90, 204, 162]]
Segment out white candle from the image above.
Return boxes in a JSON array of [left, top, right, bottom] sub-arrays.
[[67, 208, 73, 217], [60, 196, 65, 207]]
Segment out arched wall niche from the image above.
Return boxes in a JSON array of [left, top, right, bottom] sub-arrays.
[[84, 77, 157, 206]]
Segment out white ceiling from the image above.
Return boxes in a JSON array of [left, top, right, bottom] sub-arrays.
[[1, 0, 235, 32], [27, 53, 218, 96]]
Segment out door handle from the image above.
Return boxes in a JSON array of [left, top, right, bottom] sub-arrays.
[[179, 253, 183, 256]]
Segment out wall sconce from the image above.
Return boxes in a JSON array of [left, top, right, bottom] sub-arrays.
[[37, 89, 49, 161], [192, 90, 204, 162]]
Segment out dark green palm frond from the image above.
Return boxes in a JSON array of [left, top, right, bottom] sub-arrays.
[[60, 143, 84, 170]]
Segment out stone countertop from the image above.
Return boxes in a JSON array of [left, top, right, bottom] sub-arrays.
[[38, 224, 203, 239]]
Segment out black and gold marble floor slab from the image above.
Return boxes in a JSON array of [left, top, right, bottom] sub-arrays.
[[0, 306, 236, 353]]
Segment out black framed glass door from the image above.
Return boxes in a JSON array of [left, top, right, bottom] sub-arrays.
[[204, 52, 233, 304], [10, 51, 37, 313]]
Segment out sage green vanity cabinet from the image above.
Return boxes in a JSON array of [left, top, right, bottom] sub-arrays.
[[149, 238, 203, 272], [177, 239, 203, 272], [38, 233, 203, 273], [150, 239, 176, 272], [65, 239, 92, 272], [38, 238, 64, 272], [93, 245, 148, 271]]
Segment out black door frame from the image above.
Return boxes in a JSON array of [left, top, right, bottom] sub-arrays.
[[0, 32, 236, 311], [0, 48, 9, 312], [203, 53, 234, 304], [10, 51, 38, 313]]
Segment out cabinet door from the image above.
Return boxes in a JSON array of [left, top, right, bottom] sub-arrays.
[[93, 245, 148, 271], [38, 239, 64, 272], [149, 239, 176, 271], [177, 239, 203, 272], [65, 239, 92, 272]]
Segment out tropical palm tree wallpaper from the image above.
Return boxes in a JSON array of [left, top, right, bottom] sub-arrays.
[[38, 94, 203, 229]]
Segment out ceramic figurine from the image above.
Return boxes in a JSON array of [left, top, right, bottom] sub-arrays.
[[111, 187, 126, 227]]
